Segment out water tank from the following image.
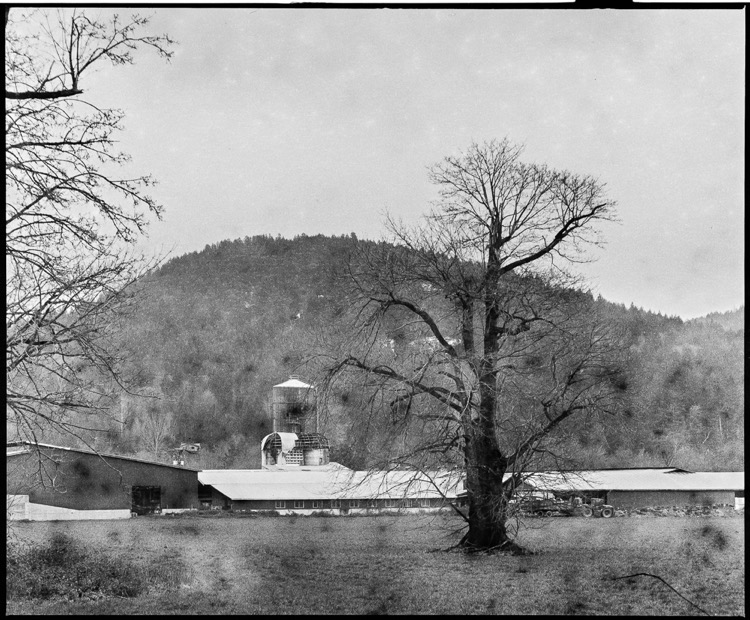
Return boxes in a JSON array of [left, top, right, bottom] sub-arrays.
[[303, 448, 329, 466], [272, 375, 316, 433], [298, 433, 330, 466]]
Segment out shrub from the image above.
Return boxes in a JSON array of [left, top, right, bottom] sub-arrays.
[[6, 532, 188, 601]]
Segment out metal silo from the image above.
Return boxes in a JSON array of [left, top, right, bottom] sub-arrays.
[[298, 433, 330, 466], [272, 375, 317, 434], [265, 376, 331, 468]]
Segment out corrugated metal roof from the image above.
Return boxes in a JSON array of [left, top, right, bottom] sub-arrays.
[[525, 469, 744, 492], [6, 441, 201, 471], [198, 467, 463, 501], [260, 432, 298, 453], [7, 441, 70, 453]]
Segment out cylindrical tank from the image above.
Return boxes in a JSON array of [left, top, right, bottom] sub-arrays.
[[303, 448, 329, 466], [272, 376, 316, 433]]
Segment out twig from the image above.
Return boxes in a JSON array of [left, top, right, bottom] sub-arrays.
[[613, 572, 711, 616]]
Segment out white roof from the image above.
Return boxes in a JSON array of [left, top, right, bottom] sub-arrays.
[[273, 378, 313, 389], [524, 469, 744, 492], [260, 432, 298, 453], [6, 441, 200, 471], [198, 467, 463, 501], [7, 441, 70, 453], [198, 466, 743, 501]]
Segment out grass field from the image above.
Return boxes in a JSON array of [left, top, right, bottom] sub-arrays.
[[6, 512, 744, 615]]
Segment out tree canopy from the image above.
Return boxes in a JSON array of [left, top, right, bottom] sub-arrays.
[[320, 138, 621, 550]]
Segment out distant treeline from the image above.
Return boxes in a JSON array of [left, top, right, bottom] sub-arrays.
[[48, 234, 743, 472]]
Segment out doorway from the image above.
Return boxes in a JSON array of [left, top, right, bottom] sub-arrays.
[[131, 486, 162, 515]]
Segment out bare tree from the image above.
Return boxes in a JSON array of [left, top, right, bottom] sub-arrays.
[[6, 9, 174, 450], [131, 390, 174, 461], [320, 139, 621, 551]]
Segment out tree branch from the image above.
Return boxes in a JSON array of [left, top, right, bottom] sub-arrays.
[[6, 87, 84, 100]]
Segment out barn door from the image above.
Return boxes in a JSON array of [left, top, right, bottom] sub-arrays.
[[132, 486, 162, 515]]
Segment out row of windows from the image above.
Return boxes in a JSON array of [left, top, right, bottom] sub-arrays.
[[274, 498, 436, 509]]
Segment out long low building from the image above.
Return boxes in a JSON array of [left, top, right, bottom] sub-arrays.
[[521, 468, 745, 510], [200, 466, 744, 514], [198, 464, 463, 514]]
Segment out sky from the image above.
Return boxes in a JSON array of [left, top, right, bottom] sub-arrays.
[[76, 7, 743, 320]]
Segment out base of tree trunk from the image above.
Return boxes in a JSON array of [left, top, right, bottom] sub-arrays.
[[464, 539, 534, 556], [448, 534, 534, 556]]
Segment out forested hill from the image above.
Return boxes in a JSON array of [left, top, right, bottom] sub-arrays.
[[688, 306, 745, 332], [77, 234, 742, 472]]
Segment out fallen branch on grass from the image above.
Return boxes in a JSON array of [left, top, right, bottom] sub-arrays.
[[612, 572, 710, 616]]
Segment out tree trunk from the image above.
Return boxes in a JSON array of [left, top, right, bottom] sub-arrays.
[[463, 397, 514, 550], [461, 359, 527, 552], [464, 464, 510, 549]]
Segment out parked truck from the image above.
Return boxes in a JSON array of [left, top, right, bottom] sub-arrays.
[[514, 493, 614, 518]]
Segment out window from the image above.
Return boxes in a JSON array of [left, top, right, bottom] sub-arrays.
[[275, 500, 286, 509], [402, 499, 413, 508], [293, 500, 304, 509], [349, 499, 360, 509], [420, 498, 431, 508], [331, 499, 341, 509], [367, 499, 378, 508], [385, 499, 397, 508], [312, 500, 324, 509]]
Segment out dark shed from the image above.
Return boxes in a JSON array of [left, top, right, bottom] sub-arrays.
[[7, 442, 200, 514]]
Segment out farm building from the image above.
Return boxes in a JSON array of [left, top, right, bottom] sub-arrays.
[[522, 468, 744, 510], [198, 464, 462, 514], [195, 376, 463, 513], [203, 378, 745, 515], [7, 441, 200, 520]]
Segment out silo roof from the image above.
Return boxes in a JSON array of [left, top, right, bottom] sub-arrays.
[[260, 432, 298, 453], [273, 378, 313, 389]]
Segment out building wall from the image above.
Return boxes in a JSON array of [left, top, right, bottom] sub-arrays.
[[607, 489, 735, 509], [7, 449, 200, 511], [209, 493, 450, 513], [7, 495, 131, 521]]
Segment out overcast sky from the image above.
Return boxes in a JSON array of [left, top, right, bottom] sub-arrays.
[[84, 8, 743, 320]]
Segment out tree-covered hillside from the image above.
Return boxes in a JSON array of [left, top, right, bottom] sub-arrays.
[[42, 235, 743, 472]]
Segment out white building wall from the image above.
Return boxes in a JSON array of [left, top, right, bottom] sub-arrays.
[[7, 495, 131, 521]]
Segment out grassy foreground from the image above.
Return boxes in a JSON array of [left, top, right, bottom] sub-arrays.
[[6, 512, 744, 615]]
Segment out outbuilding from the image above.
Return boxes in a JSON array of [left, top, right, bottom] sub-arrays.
[[524, 468, 744, 510], [7, 441, 200, 520]]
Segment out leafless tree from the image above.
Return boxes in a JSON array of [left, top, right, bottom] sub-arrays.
[[6, 8, 174, 452], [319, 139, 621, 551], [141, 410, 175, 462]]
